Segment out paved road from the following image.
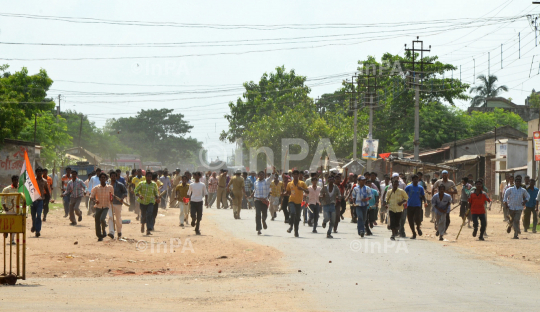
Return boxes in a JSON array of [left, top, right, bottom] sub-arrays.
[[214, 208, 539, 311]]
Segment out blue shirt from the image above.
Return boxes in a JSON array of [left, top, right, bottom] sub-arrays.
[[405, 184, 425, 207], [118, 177, 126, 185], [526, 187, 539, 208], [352, 185, 372, 207], [369, 189, 379, 209]]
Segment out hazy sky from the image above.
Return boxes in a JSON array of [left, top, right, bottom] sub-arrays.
[[1, 0, 539, 160]]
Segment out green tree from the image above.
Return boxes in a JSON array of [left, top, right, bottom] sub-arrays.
[[528, 92, 540, 108], [469, 74, 508, 107], [464, 108, 527, 135], [110, 109, 202, 167], [0, 65, 55, 143], [16, 111, 72, 167]]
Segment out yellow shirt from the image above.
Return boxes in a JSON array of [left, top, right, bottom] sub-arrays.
[[132, 176, 145, 189], [385, 188, 408, 213], [270, 181, 283, 197], [287, 181, 307, 204]]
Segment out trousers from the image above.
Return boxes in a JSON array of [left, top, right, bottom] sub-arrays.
[[216, 188, 228, 209], [523, 206, 538, 232], [140, 203, 155, 231], [407, 206, 422, 234], [288, 202, 302, 234], [255, 200, 268, 231], [308, 203, 320, 231], [207, 192, 217, 208], [108, 204, 122, 235], [508, 209, 522, 236], [389, 211, 402, 236], [435, 213, 446, 236], [30, 200, 43, 233], [281, 196, 290, 221], [232, 192, 242, 218], [94, 207, 109, 238], [472, 213, 486, 237], [322, 204, 336, 235], [179, 202, 189, 225], [68, 197, 83, 224], [190, 201, 203, 231], [355, 206, 368, 235]]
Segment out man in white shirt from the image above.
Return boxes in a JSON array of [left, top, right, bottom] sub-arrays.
[[187, 172, 208, 235]]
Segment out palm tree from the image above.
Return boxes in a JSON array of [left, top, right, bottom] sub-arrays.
[[469, 74, 508, 107]]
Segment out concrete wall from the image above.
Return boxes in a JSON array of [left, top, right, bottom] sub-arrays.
[[0, 140, 37, 189], [449, 141, 486, 159]]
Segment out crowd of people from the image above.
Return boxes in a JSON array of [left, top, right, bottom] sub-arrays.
[[2, 165, 537, 243]]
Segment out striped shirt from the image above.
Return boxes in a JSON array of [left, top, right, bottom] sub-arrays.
[[64, 178, 87, 198], [253, 178, 271, 199], [90, 184, 114, 209], [503, 186, 529, 211]]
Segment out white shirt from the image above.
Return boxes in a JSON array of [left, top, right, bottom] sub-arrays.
[[188, 182, 208, 202]]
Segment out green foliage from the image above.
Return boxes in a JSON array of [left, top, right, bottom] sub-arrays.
[[110, 109, 202, 167], [528, 92, 540, 108], [464, 108, 527, 135], [0, 65, 55, 143]]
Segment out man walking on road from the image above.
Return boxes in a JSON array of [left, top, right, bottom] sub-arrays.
[[253, 169, 272, 235], [228, 170, 245, 219], [468, 181, 491, 241], [175, 175, 190, 227], [108, 171, 127, 239], [87, 168, 102, 216], [503, 176, 529, 239], [385, 180, 408, 240], [351, 176, 372, 238], [404, 175, 426, 239], [216, 170, 228, 209], [320, 175, 339, 238], [286, 170, 309, 237], [188, 172, 208, 235], [134, 171, 160, 236], [62, 170, 87, 226], [432, 184, 452, 241], [90, 172, 113, 241], [61, 167, 72, 218], [523, 179, 538, 233], [269, 174, 282, 221]]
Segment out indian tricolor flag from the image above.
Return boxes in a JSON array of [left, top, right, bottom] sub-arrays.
[[18, 149, 41, 205]]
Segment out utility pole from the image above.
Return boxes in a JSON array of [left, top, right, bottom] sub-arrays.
[[362, 73, 382, 171], [57, 94, 61, 123], [34, 114, 37, 143], [78, 114, 83, 147], [346, 75, 360, 160], [404, 36, 431, 161]]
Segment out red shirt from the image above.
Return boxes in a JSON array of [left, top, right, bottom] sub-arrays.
[[468, 192, 490, 214]]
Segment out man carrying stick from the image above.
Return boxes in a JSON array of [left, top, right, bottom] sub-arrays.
[[108, 171, 127, 239]]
